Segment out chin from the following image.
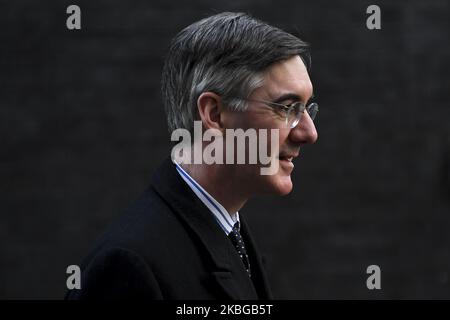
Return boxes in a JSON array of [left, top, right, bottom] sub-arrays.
[[259, 173, 293, 196], [273, 174, 294, 195], [242, 164, 294, 196]]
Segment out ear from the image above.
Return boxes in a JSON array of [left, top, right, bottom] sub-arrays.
[[197, 92, 225, 131]]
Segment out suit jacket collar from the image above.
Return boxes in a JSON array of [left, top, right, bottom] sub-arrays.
[[150, 157, 272, 300]]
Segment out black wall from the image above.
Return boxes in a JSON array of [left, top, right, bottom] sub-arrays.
[[1, 0, 449, 299]]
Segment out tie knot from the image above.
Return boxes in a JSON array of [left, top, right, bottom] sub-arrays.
[[232, 221, 240, 233]]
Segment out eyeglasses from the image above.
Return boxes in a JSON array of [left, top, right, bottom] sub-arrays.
[[233, 97, 319, 129]]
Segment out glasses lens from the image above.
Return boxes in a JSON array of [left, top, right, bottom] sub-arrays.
[[286, 102, 304, 128], [306, 103, 318, 120]]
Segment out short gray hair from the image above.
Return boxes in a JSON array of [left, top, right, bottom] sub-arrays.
[[161, 12, 310, 134]]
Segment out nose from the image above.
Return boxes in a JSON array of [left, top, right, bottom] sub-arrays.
[[288, 111, 318, 144]]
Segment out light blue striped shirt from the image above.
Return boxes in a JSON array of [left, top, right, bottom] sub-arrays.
[[174, 162, 239, 235]]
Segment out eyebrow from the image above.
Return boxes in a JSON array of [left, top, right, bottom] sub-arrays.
[[272, 92, 315, 104]]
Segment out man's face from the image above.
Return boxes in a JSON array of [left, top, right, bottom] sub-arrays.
[[221, 55, 318, 196]]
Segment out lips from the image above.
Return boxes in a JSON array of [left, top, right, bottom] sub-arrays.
[[278, 152, 298, 162]]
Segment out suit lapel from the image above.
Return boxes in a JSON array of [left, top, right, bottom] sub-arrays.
[[150, 157, 258, 299], [239, 216, 273, 299]]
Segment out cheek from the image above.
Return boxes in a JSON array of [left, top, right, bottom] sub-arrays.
[[262, 128, 289, 158], [278, 128, 291, 145], [237, 109, 275, 130]]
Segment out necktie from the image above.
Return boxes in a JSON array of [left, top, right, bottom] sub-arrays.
[[228, 222, 251, 277]]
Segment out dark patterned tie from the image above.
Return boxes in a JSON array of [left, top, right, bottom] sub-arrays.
[[228, 221, 251, 277]]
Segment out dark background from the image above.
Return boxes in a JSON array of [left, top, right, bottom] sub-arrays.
[[1, 0, 449, 299]]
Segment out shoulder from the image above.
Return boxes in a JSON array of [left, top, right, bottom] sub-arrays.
[[66, 246, 164, 299], [66, 186, 195, 299], [87, 186, 191, 262]]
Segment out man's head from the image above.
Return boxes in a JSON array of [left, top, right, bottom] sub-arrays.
[[162, 12, 317, 197]]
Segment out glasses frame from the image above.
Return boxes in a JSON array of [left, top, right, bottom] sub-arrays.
[[232, 97, 318, 129]]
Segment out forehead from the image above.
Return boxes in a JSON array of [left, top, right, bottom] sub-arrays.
[[258, 55, 313, 101]]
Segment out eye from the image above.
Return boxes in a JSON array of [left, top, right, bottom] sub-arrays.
[[270, 104, 288, 118], [287, 101, 303, 110]]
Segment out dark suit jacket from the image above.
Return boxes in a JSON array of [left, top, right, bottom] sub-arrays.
[[66, 157, 273, 300]]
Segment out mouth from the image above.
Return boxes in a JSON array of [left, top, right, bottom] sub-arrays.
[[279, 156, 293, 162], [277, 152, 299, 171], [278, 152, 298, 162]]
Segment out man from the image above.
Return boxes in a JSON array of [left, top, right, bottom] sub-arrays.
[[66, 12, 318, 300]]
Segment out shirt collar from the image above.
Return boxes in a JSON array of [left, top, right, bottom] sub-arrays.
[[173, 161, 239, 235]]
